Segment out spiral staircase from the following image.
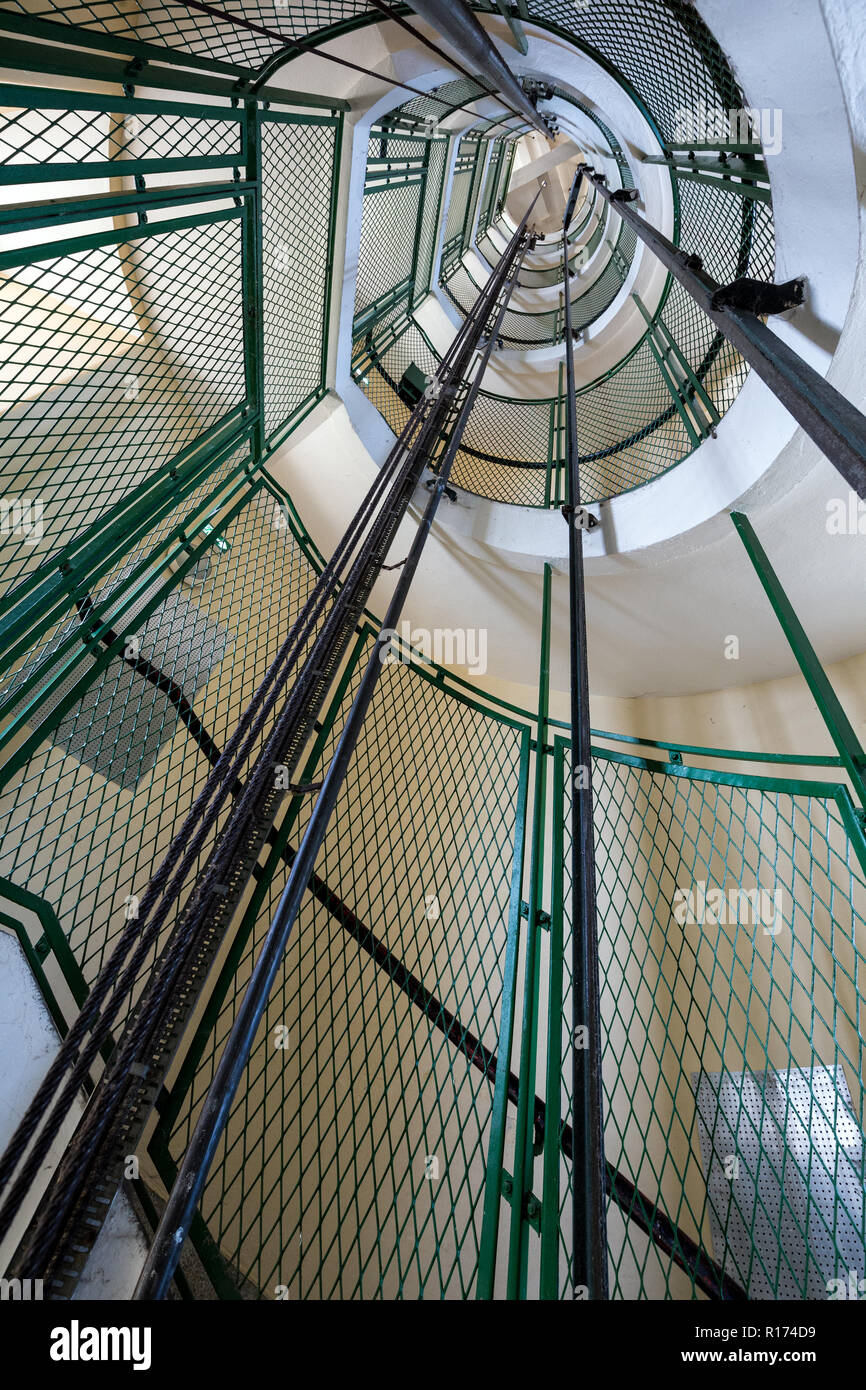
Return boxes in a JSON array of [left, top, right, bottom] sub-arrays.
[[0, 0, 865, 1305]]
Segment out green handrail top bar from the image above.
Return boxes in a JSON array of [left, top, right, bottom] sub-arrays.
[[587, 726, 847, 768], [0, 34, 350, 110], [270, 473, 857, 777]]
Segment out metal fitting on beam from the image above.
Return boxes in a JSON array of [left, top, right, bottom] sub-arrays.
[[561, 504, 600, 531]]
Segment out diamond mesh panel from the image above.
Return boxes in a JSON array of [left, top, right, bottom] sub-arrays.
[[261, 114, 339, 444], [356, 185, 419, 316], [155, 649, 528, 1299], [0, 215, 246, 599], [354, 131, 447, 334], [0, 474, 321, 1037], [412, 138, 447, 301], [358, 305, 695, 508], [0, 97, 243, 176], [0, 0, 374, 70], [557, 742, 866, 1300], [394, 77, 489, 128]]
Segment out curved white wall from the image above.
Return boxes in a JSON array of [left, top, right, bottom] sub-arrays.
[[272, 0, 866, 699]]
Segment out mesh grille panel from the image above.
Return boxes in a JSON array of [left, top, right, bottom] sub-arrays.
[[156, 648, 527, 1299], [557, 743, 866, 1300], [0, 216, 246, 599], [261, 114, 339, 443]]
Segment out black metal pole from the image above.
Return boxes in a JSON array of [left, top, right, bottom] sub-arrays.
[[133, 200, 537, 1301], [405, 0, 550, 137], [562, 168, 609, 1301], [583, 166, 866, 499]]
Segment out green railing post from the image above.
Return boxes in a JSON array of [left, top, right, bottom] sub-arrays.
[[633, 291, 720, 438], [545, 397, 556, 509], [506, 561, 552, 1297], [539, 736, 565, 1297], [476, 727, 532, 1299], [318, 109, 344, 395], [555, 362, 565, 506], [243, 95, 265, 462], [732, 511, 866, 807], [408, 132, 432, 311]]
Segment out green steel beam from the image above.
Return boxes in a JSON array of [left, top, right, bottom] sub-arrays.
[[353, 277, 415, 337], [0, 153, 248, 189], [316, 111, 344, 428], [477, 728, 532, 1298], [732, 511, 866, 809], [493, 0, 529, 55], [243, 98, 265, 460], [0, 83, 245, 122], [507, 561, 552, 1298], [641, 326, 703, 449], [664, 142, 767, 155], [0, 202, 243, 272], [0, 878, 89, 1016], [0, 181, 258, 233], [632, 292, 720, 432], [407, 136, 433, 310], [642, 153, 768, 181], [0, 32, 349, 109], [539, 717, 565, 1297]]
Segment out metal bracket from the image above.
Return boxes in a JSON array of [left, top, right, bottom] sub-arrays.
[[499, 1171, 542, 1229], [561, 504, 599, 531], [524, 1193, 542, 1231], [611, 187, 639, 203], [519, 900, 550, 930], [423, 477, 457, 502], [710, 275, 805, 316]]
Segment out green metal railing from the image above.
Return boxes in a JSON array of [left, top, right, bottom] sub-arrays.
[[6, 425, 866, 1301], [555, 734, 866, 1299], [0, 47, 345, 1057], [441, 87, 638, 348], [2, 0, 859, 1306], [345, 0, 773, 507], [354, 295, 722, 508], [353, 124, 448, 340]]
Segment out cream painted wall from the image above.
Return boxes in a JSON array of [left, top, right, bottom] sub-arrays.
[[476, 650, 866, 770]]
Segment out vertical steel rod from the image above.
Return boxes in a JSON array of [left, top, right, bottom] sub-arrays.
[[562, 168, 608, 1300]]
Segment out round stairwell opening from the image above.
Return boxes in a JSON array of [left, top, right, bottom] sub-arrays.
[[342, 1, 779, 541]]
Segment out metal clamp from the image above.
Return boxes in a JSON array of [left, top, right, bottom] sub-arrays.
[[561, 504, 600, 531]]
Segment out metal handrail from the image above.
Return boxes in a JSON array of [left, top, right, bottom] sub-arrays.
[[581, 164, 866, 498]]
